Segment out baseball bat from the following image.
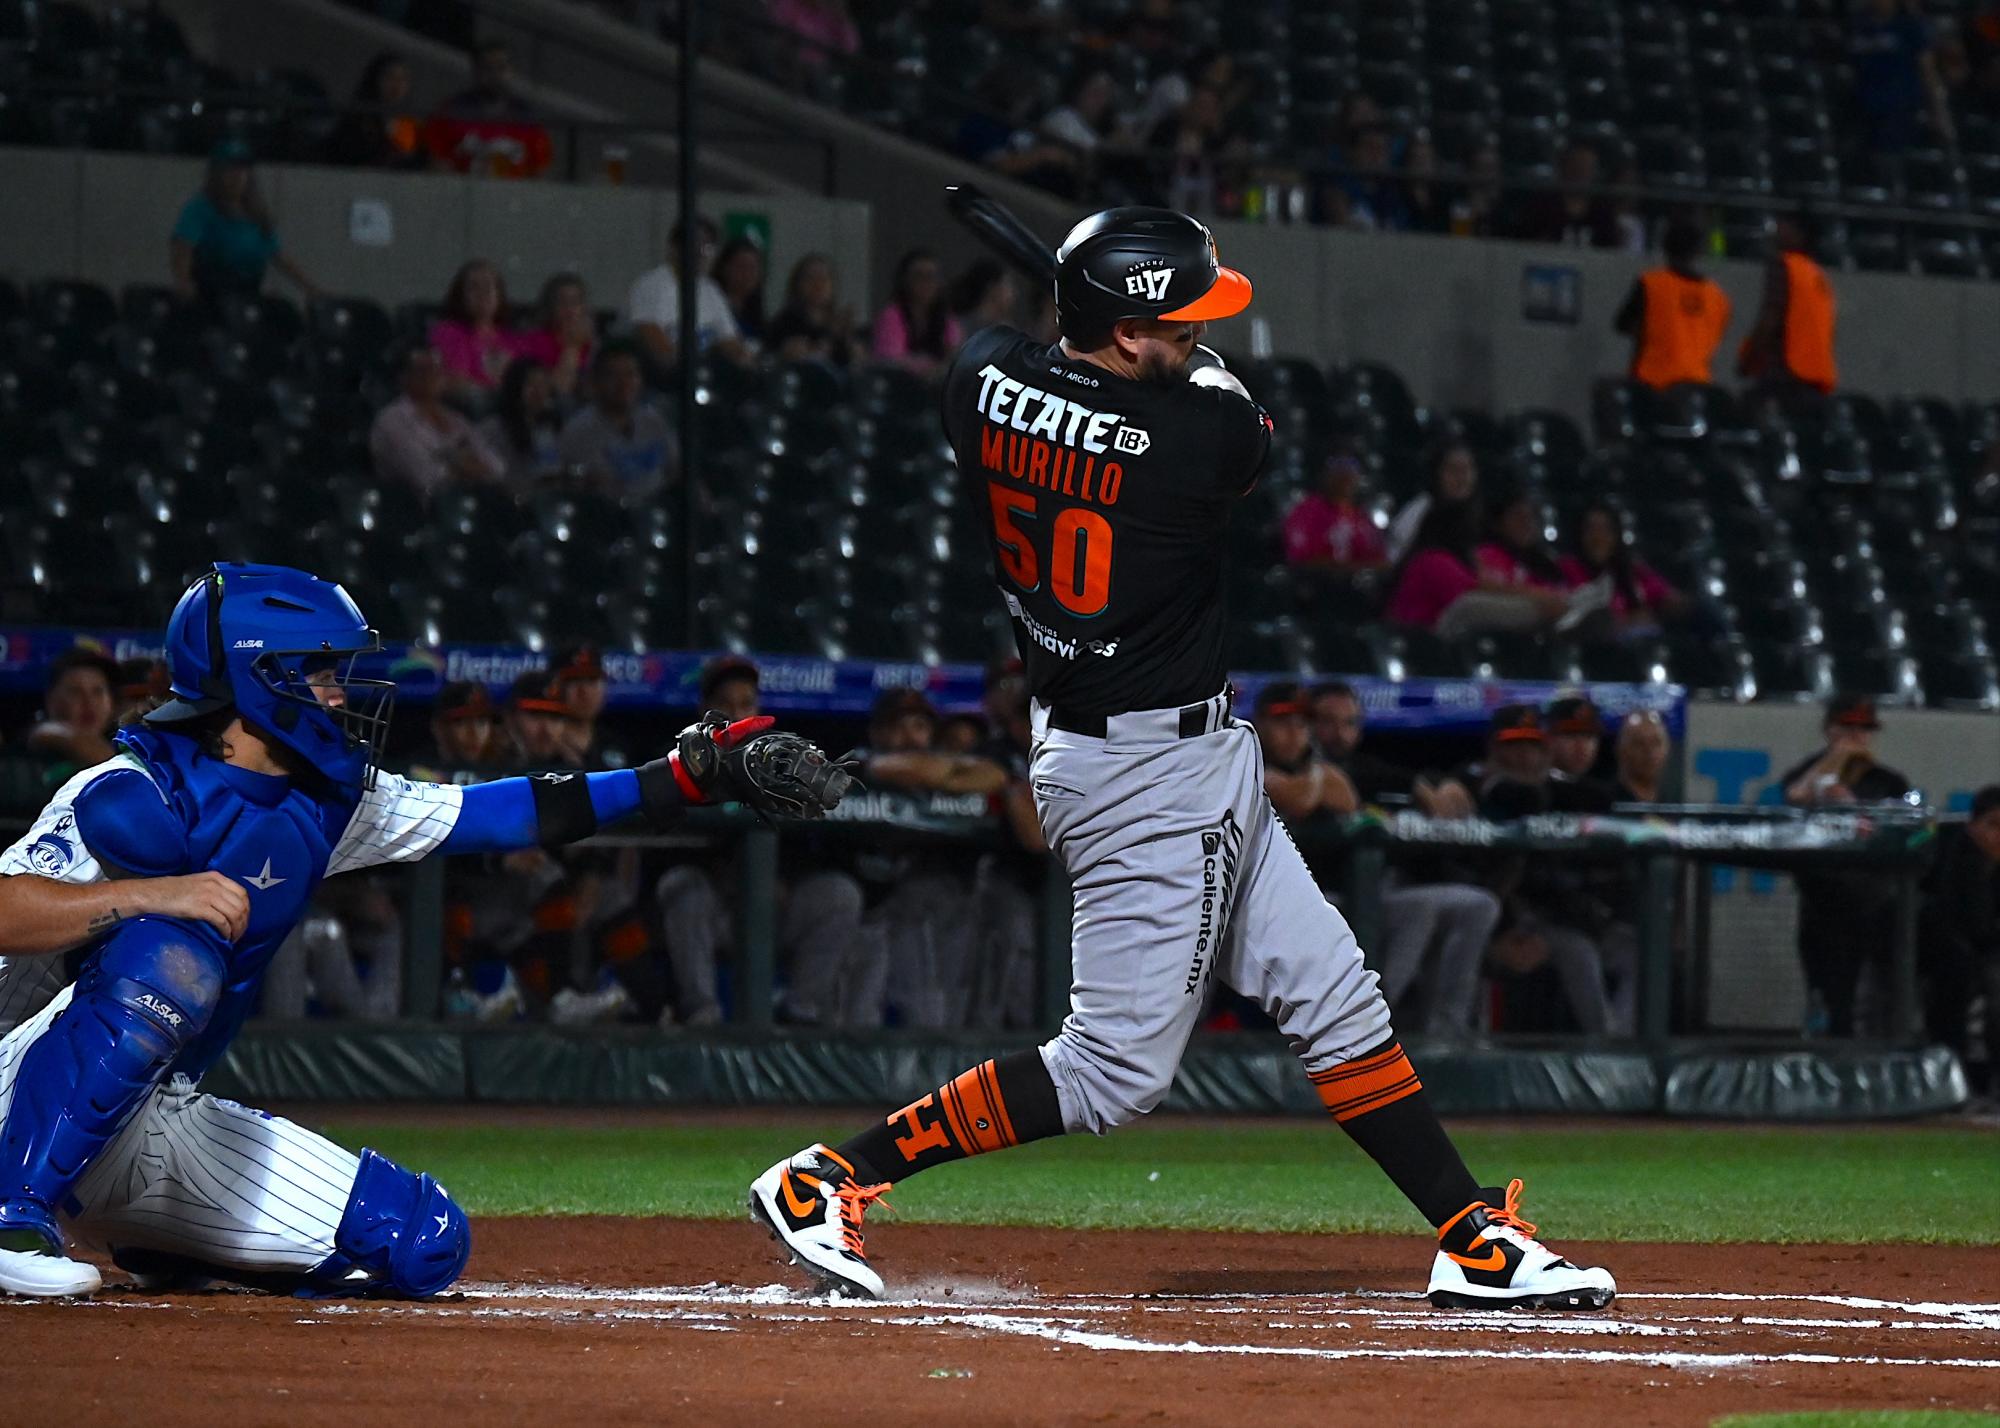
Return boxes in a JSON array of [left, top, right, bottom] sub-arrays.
[[944, 183, 1056, 284]]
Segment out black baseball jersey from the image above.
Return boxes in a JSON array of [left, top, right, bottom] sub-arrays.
[[940, 325, 1272, 718]]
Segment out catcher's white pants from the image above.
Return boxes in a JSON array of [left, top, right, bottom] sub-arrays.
[[0, 986, 359, 1273]]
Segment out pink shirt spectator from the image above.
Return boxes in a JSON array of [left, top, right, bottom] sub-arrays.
[[1558, 555, 1677, 616], [429, 318, 531, 390], [770, 0, 860, 61], [871, 303, 962, 374], [1385, 549, 1480, 629], [516, 328, 594, 374], [1283, 493, 1387, 567], [1476, 542, 1562, 589]]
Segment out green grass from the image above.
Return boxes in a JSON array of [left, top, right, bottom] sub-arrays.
[[1714, 1416, 2000, 1427], [307, 1118, 2000, 1245]]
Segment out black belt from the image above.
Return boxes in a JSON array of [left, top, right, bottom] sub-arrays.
[[1047, 690, 1233, 740]]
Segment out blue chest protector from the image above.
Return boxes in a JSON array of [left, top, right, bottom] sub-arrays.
[[86, 727, 353, 1079]]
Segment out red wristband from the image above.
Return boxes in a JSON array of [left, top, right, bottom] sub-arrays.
[[669, 751, 706, 804]]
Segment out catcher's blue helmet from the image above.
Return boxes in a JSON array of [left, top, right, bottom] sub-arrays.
[[145, 563, 395, 793]]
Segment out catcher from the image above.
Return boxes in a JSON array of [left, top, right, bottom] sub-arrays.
[[0, 561, 853, 1298]]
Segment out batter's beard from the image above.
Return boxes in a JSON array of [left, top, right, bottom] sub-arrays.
[[1136, 349, 1190, 385]]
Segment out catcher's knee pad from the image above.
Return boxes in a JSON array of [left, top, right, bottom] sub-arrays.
[[321, 1149, 469, 1298], [0, 918, 223, 1207]]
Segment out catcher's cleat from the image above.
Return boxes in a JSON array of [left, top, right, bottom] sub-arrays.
[[0, 1204, 101, 1298], [1426, 1178, 1616, 1311], [748, 1144, 888, 1300]]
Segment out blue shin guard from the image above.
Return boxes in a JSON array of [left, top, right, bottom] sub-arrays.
[[305, 1149, 470, 1299], [0, 918, 223, 1227]]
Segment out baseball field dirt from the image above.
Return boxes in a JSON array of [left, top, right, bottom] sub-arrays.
[[5, 1217, 1997, 1426]]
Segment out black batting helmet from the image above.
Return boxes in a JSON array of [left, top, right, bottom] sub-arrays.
[[1053, 206, 1252, 340]]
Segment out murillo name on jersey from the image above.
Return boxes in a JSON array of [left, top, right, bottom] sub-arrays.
[[942, 325, 1271, 719]]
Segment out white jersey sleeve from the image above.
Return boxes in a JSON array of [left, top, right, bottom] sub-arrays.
[[326, 771, 465, 876], [0, 755, 154, 1030]]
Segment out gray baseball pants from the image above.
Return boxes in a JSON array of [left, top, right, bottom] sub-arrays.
[[1029, 693, 1393, 1135]]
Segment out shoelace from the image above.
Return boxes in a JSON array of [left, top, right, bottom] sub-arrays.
[[835, 1180, 892, 1258], [1483, 1177, 1538, 1240]]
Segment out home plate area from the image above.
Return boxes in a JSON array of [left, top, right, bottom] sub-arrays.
[[6, 1221, 1998, 1426]]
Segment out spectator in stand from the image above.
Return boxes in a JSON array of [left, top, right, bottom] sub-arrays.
[[1738, 212, 1838, 397], [1386, 498, 1573, 638], [1612, 710, 1671, 805], [957, 69, 1086, 197], [1476, 705, 1637, 1036], [712, 236, 769, 349], [369, 345, 505, 498], [1507, 139, 1623, 248], [1333, 126, 1410, 232], [765, 253, 861, 367], [871, 249, 962, 377], [1558, 503, 1687, 641], [325, 50, 427, 169], [1282, 447, 1388, 587], [949, 259, 1021, 341], [1782, 695, 1915, 1036], [1401, 131, 1451, 234], [430, 259, 529, 394], [407, 681, 502, 782], [625, 216, 756, 372], [1386, 439, 1480, 564], [1615, 220, 1732, 390], [1306, 681, 1499, 1035], [1849, 0, 1953, 152], [169, 140, 319, 308], [1448, 138, 1504, 238], [1476, 489, 1567, 592], [1148, 85, 1229, 213], [517, 272, 597, 402], [557, 342, 677, 496], [768, 0, 860, 64], [23, 649, 118, 773], [427, 38, 552, 178], [1040, 68, 1120, 161], [478, 356, 562, 489], [1919, 784, 2000, 1094]]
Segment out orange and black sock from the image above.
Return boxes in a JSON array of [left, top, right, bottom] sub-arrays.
[[1312, 1037, 1482, 1228], [836, 1049, 1065, 1185]]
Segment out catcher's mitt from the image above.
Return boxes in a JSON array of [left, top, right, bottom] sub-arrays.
[[639, 712, 856, 823]]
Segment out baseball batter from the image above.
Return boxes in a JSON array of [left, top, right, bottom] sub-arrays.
[[752, 207, 1616, 1311], [0, 562, 852, 1299]]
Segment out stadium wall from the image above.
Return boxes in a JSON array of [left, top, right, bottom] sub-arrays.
[[5, 142, 1994, 425], [1207, 222, 2000, 420], [0, 146, 872, 321]]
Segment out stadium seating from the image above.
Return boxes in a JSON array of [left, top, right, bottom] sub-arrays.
[[0, 260, 1993, 708]]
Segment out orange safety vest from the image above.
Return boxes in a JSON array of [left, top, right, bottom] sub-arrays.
[[1779, 250, 1836, 393], [1631, 268, 1732, 389]]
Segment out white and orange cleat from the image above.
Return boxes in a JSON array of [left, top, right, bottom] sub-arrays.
[[748, 1143, 889, 1300], [1427, 1178, 1616, 1310]]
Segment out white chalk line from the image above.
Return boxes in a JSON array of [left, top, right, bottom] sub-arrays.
[[20, 1280, 2000, 1372]]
